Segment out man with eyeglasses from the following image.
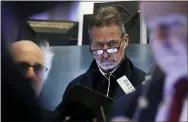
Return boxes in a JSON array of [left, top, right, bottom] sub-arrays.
[[52, 6, 146, 121], [69, 6, 145, 100], [10, 40, 53, 97], [9, 40, 54, 120]]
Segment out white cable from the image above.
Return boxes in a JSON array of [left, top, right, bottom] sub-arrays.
[[106, 76, 111, 97], [98, 59, 121, 97], [106, 73, 115, 97], [98, 62, 120, 97], [97, 42, 126, 97]]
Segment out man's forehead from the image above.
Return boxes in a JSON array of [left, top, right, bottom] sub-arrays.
[[12, 40, 38, 49], [11, 41, 44, 63], [11, 41, 41, 53], [91, 25, 121, 40]]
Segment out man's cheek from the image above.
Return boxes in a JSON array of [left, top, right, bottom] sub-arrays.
[[35, 76, 43, 89], [94, 55, 102, 61], [112, 53, 121, 61]]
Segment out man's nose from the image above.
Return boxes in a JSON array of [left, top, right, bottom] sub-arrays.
[[103, 45, 109, 58], [25, 67, 39, 82]]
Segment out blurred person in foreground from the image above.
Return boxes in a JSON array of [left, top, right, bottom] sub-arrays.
[[1, 34, 41, 121], [9, 40, 54, 97], [9, 40, 54, 120], [52, 6, 146, 121], [111, 1, 188, 122]]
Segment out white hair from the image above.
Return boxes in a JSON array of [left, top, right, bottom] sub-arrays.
[[39, 41, 54, 83]]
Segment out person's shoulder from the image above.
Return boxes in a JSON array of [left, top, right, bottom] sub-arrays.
[[126, 57, 146, 80], [111, 85, 142, 119], [70, 73, 87, 84], [132, 66, 146, 82], [134, 66, 146, 76], [62, 72, 89, 99], [69, 72, 87, 85]]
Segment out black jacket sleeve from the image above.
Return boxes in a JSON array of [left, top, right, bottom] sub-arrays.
[[110, 85, 142, 120]]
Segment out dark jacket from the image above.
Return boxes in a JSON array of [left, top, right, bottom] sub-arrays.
[[52, 56, 146, 121], [110, 73, 165, 122], [64, 56, 146, 100]]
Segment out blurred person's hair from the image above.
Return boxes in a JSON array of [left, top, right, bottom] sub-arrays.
[[39, 41, 54, 82], [140, 1, 188, 23], [140, 1, 187, 44], [88, 6, 126, 39]]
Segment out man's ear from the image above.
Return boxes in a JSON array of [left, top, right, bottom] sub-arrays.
[[122, 34, 129, 47], [90, 44, 93, 50]]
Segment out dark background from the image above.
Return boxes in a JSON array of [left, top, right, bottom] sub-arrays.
[[1, 1, 78, 46], [2, 1, 141, 46], [1, 1, 58, 44], [82, 1, 140, 45]]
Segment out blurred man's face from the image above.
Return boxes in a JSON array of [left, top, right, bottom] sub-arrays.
[[90, 24, 129, 73], [140, 1, 187, 76], [10, 41, 46, 97]]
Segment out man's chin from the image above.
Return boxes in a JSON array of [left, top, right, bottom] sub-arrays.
[[99, 66, 116, 73], [96, 60, 119, 73]]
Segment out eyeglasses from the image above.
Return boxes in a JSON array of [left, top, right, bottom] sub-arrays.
[[15, 62, 48, 76], [90, 40, 123, 56]]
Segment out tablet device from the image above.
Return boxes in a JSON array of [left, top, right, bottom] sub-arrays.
[[61, 83, 114, 122]]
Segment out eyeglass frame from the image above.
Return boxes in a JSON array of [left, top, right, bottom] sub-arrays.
[[15, 62, 48, 76], [90, 38, 124, 56]]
